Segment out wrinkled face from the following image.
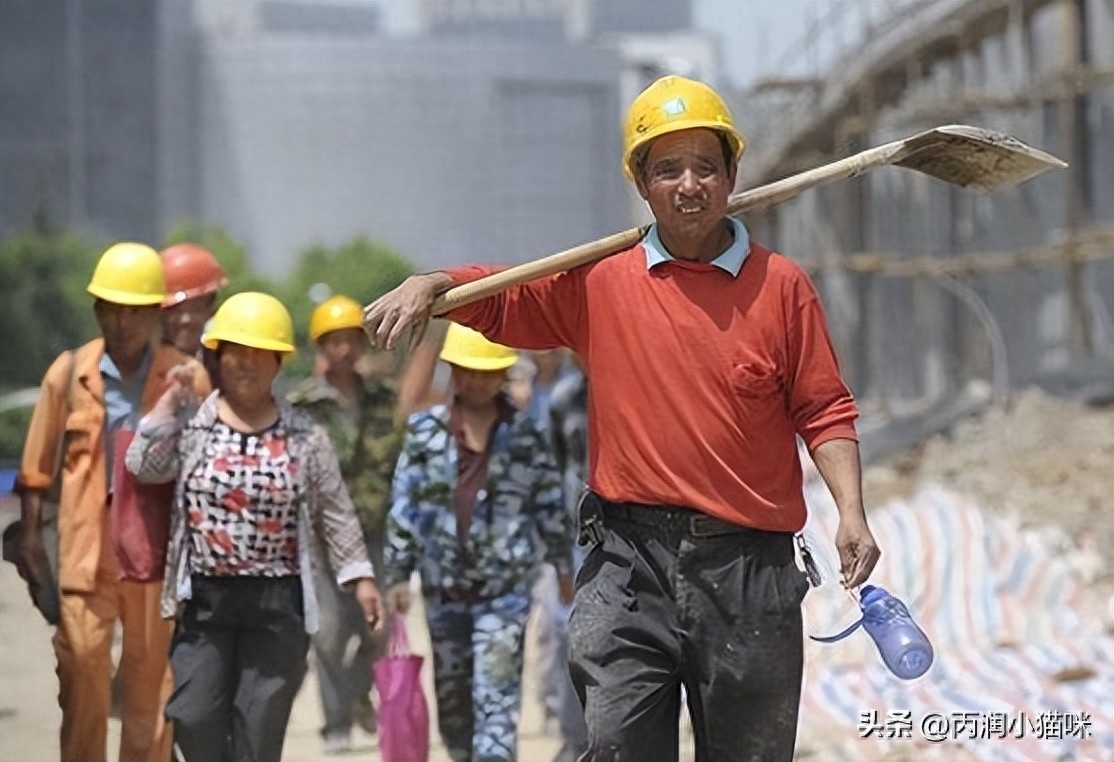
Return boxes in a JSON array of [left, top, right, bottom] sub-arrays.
[[94, 301, 160, 357], [317, 327, 368, 375], [161, 293, 217, 356], [635, 128, 736, 250], [218, 343, 281, 404], [451, 366, 507, 408]]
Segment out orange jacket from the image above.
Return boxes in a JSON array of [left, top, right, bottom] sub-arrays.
[[17, 339, 210, 593]]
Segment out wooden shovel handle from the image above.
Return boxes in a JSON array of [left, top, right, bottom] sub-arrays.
[[431, 143, 910, 316], [430, 125, 1065, 316], [431, 225, 649, 316]]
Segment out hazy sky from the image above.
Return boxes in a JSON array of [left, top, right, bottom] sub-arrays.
[[700, 0, 909, 87], [694, 0, 867, 87], [362, 0, 895, 88]]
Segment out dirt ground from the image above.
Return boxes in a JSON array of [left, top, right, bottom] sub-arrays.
[[0, 387, 1109, 761], [862, 388, 1114, 568], [0, 557, 568, 762]]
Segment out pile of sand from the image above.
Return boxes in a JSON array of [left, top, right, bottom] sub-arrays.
[[862, 388, 1114, 573]]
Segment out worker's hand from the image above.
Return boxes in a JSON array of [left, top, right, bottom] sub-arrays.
[[386, 582, 412, 615], [16, 522, 49, 590], [363, 272, 454, 352], [557, 571, 576, 607], [834, 516, 881, 589], [148, 364, 199, 424], [354, 577, 384, 631]]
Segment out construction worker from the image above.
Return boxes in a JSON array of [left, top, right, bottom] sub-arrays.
[[159, 243, 227, 357], [364, 75, 882, 761], [15, 242, 210, 762], [287, 294, 403, 754], [383, 323, 575, 762], [126, 292, 382, 762]]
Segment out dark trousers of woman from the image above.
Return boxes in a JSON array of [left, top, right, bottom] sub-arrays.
[[166, 575, 310, 762], [568, 494, 809, 762]]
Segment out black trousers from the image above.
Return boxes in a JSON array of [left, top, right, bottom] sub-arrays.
[[568, 495, 808, 762], [167, 575, 310, 762]]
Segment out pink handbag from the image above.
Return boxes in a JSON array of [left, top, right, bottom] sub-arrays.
[[374, 612, 430, 762]]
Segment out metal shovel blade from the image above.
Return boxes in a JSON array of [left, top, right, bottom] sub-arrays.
[[894, 124, 1068, 192]]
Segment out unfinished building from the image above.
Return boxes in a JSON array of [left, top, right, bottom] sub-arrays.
[[735, 0, 1113, 432]]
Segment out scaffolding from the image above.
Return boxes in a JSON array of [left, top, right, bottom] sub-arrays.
[[736, 0, 1114, 416]]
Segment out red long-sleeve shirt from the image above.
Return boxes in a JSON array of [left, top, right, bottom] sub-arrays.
[[445, 242, 857, 532]]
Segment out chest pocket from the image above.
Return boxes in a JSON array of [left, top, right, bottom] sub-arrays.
[[730, 353, 784, 399]]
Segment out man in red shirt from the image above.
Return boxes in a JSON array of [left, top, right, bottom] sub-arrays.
[[364, 75, 881, 761]]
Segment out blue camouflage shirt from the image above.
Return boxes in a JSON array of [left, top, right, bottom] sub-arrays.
[[385, 402, 572, 599]]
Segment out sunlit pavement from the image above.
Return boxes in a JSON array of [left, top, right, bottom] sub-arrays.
[[0, 501, 573, 762]]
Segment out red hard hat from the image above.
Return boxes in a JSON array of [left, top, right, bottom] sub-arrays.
[[160, 243, 228, 307]]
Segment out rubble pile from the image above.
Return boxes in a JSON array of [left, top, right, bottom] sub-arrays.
[[862, 388, 1114, 570]]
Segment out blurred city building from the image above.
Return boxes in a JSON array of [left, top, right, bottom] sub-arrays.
[[0, 0, 711, 275], [0, 0, 184, 244], [419, 0, 692, 41]]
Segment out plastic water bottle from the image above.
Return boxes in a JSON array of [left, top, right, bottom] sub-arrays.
[[810, 584, 933, 680], [859, 585, 934, 680]]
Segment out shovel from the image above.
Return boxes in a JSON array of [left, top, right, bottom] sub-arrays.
[[431, 125, 1066, 315]]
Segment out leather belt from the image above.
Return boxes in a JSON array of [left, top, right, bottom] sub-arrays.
[[599, 499, 785, 540]]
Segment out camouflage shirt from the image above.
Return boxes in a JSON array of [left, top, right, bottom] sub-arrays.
[[287, 374, 403, 540], [384, 403, 573, 597]]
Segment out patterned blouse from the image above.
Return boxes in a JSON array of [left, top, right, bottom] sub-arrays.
[[126, 392, 374, 633], [185, 419, 300, 577]]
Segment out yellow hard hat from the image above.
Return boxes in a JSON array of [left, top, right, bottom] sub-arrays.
[[86, 242, 166, 306], [201, 292, 295, 353], [309, 294, 365, 342], [622, 75, 746, 181], [440, 323, 518, 371]]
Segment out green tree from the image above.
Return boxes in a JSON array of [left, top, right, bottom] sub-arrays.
[[278, 237, 415, 376], [163, 221, 277, 296], [0, 230, 102, 389], [161, 228, 415, 378], [0, 404, 34, 462]]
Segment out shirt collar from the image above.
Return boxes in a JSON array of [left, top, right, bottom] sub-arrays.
[[99, 346, 153, 382], [643, 217, 751, 277], [448, 394, 515, 453]]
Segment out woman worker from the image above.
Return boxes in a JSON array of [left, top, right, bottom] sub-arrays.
[[126, 291, 382, 762]]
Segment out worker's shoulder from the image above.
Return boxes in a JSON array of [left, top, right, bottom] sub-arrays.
[[43, 338, 104, 383], [404, 404, 449, 434], [280, 401, 326, 439], [286, 374, 333, 406], [749, 242, 812, 281], [577, 242, 646, 280], [70, 337, 106, 363]]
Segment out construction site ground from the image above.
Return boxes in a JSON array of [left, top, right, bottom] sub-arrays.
[[0, 386, 1110, 761]]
